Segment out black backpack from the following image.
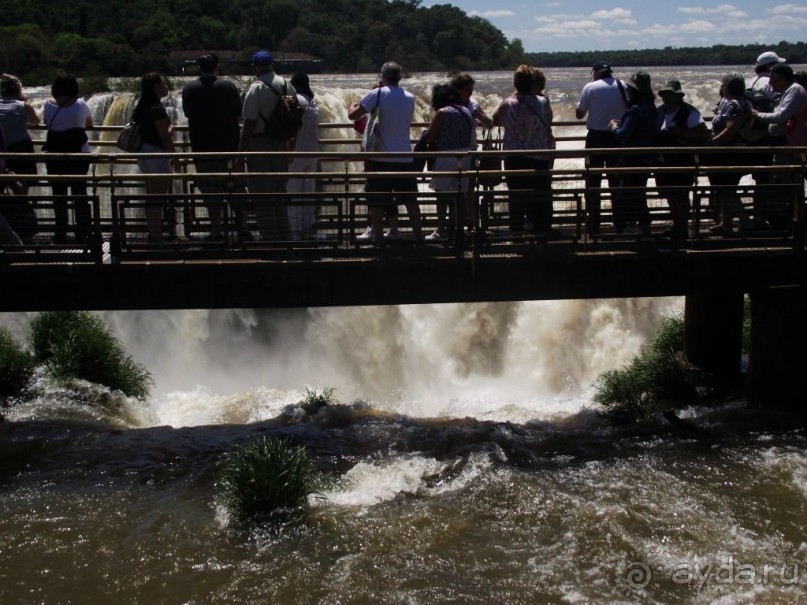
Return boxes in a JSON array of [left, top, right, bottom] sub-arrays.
[[259, 81, 305, 142], [744, 76, 775, 136]]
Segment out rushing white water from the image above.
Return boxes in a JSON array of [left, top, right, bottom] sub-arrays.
[[1, 297, 682, 427]]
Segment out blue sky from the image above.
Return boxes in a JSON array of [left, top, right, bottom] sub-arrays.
[[420, 1, 807, 53]]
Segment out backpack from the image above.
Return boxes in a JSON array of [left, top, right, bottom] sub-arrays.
[[259, 80, 305, 142], [743, 76, 775, 139]]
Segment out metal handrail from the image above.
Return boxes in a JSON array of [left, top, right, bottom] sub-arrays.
[[1, 146, 804, 267]]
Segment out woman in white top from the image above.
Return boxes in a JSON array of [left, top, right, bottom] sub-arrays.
[[42, 72, 93, 244], [286, 73, 320, 240]]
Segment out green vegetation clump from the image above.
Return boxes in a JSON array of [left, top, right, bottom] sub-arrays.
[[300, 387, 336, 415], [29, 311, 152, 399], [218, 436, 318, 523], [594, 315, 697, 423], [0, 327, 35, 400]]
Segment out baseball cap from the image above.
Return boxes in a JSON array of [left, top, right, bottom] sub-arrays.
[[756, 51, 786, 66], [592, 60, 611, 74], [252, 50, 273, 66]]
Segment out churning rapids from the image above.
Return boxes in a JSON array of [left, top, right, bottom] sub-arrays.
[[2, 68, 807, 604]]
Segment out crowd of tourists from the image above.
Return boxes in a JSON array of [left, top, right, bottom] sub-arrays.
[[0, 49, 806, 246]]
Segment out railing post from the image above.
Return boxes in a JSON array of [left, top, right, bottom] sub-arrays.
[[684, 292, 744, 386], [747, 286, 807, 410]]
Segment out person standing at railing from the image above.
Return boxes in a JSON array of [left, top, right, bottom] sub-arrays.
[[492, 65, 554, 236], [348, 61, 422, 242], [450, 73, 493, 130], [745, 51, 784, 229], [0, 74, 39, 243], [450, 73, 492, 234], [181, 53, 247, 242], [607, 71, 656, 235], [286, 73, 320, 241], [0, 123, 23, 245], [706, 74, 753, 236], [42, 72, 93, 244], [576, 61, 628, 237], [132, 73, 180, 243], [236, 50, 296, 242], [424, 83, 476, 242], [750, 63, 807, 230], [655, 80, 709, 239]]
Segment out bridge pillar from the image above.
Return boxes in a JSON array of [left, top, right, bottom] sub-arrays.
[[747, 286, 807, 410], [684, 293, 744, 384]]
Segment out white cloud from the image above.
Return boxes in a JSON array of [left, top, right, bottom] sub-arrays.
[[678, 4, 746, 17], [470, 10, 515, 18], [768, 4, 807, 14], [590, 7, 632, 19]]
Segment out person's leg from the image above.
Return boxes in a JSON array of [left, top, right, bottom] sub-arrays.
[[47, 160, 69, 243], [5, 139, 38, 242], [194, 158, 227, 236], [584, 131, 614, 235], [394, 163, 422, 240], [362, 161, 389, 242], [528, 159, 552, 233], [504, 156, 530, 232]]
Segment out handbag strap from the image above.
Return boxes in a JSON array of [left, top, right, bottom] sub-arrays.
[[518, 96, 553, 135], [45, 106, 63, 132], [616, 79, 629, 107]]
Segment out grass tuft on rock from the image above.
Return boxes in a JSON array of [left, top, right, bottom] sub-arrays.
[[0, 327, 36, 400], [300, 387, 336, 415], [594, 315, 697, 423], [29, 311, 152, 399], [219, 436, 318, 524]]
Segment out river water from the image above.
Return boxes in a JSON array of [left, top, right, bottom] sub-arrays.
[[2, 67, 807, 604]]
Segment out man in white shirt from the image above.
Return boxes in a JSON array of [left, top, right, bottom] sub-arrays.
[[348, 61, 422, 243], [576, 61, 628, 237], [751, 62, 807, 228]]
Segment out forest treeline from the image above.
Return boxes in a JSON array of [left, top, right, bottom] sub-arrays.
[[0, 0, 524, 83], [0, 0, 804, 86], [525, 42, 807, 69]]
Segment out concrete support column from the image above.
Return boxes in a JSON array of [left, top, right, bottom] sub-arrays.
[[684, 293, 744, 383], [747, 286, 807, 409]]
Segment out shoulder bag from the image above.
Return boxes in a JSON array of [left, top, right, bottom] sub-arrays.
[[361, 91, 382, 152], [477, 128, 502, 188], [116, 119, 142, 153]]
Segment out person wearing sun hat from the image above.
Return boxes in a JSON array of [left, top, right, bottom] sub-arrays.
[[746, 50, 786, 227], [576, 60, 629, 237], [655, 79, 709, 238], [607, 71, 656, 235]]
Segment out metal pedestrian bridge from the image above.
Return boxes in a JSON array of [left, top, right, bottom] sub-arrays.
[[1, 125, 805, 311]]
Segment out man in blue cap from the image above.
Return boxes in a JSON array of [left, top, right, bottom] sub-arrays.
[[237, 50, 297, 241]]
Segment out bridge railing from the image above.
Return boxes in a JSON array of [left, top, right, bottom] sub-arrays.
[[0, 142, 805, 266]]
